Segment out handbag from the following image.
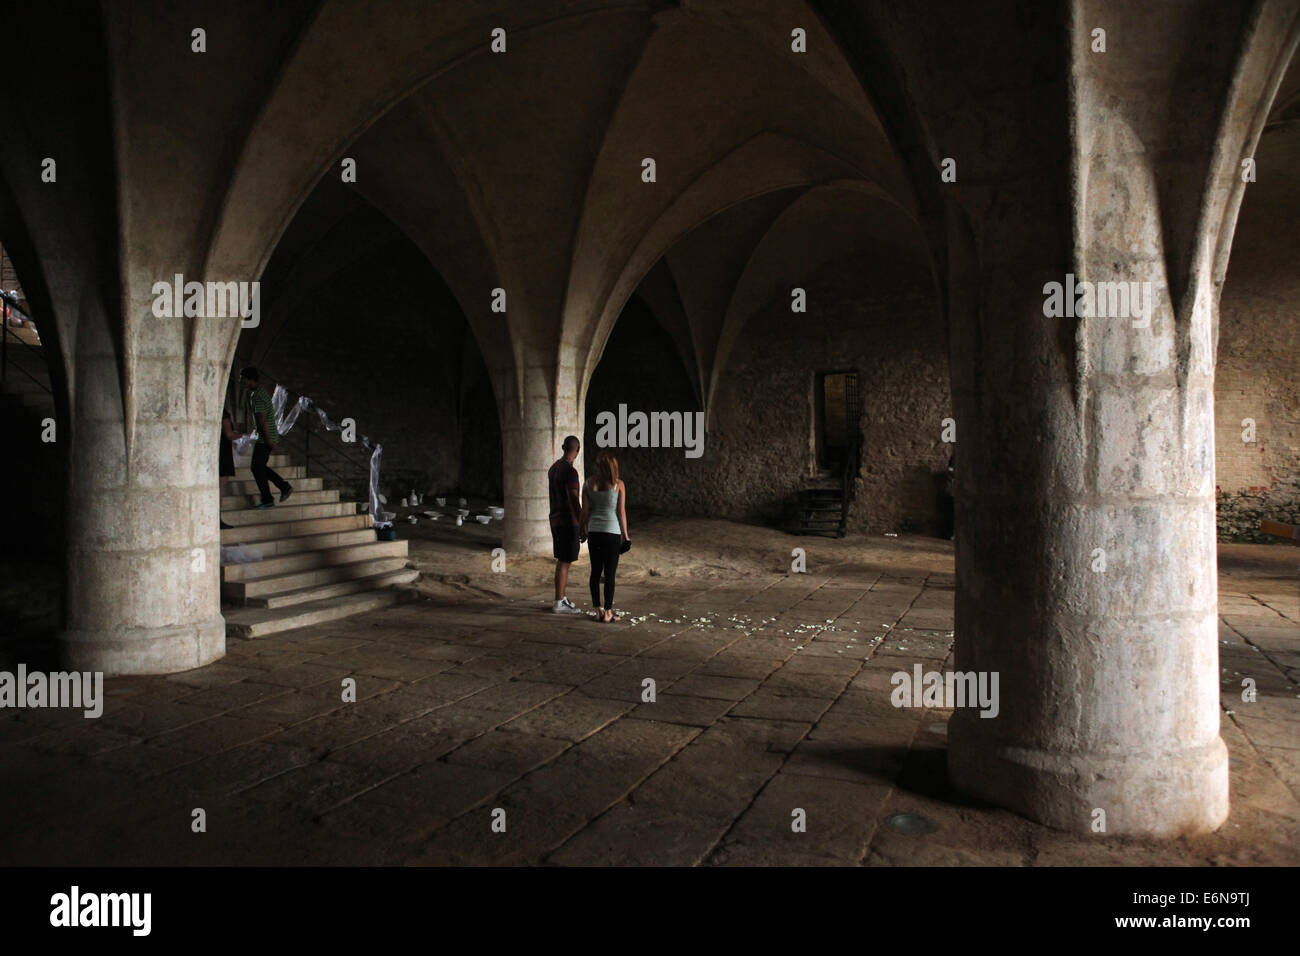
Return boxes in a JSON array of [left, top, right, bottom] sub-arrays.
[[619, 539, 631, 554]]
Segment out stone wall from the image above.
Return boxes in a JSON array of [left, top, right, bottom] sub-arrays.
[[250, 244, 500, 504], [587, 263, 949, 534], [584, 296, 701, 518], [458, 354, 504, 502], [1214, 126, 1300, 542]]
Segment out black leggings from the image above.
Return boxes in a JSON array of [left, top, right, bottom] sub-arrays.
[[587, 532, 622, 610]]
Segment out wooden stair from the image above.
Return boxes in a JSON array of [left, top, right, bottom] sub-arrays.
[[220, 452, 417, 638], [792, 485, 848, 538]]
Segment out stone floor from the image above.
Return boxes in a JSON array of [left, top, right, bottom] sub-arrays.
[[2, 522, 1297, 866]]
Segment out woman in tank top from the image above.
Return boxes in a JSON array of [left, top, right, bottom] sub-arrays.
[[580, 450, 630, 622]]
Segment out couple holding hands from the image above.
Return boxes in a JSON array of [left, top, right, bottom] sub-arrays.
[[548, 436, 631, 622]]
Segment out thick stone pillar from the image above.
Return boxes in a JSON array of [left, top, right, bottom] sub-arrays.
[[830, 0, 1299, 834], [57, 299, 226, 675], [498, 344, 584, 556], [944, 197, 1228, 835]]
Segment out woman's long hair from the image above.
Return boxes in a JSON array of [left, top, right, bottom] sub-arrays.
[[593, 450, 619, 490]]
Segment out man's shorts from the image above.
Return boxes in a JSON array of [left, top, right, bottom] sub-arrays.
[[551, 524, 580, 563]]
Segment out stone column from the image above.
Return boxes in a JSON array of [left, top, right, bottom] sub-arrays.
[[57, 297, 227, 676], [944, 193, 1228, 835], [498, 343, 584, 556], [833, 0, 1298, 835]]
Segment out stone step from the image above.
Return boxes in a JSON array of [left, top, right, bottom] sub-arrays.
[[224, 586, 418, 639], [1, 375, 51, 395], [242, 567, 420, 609], [224, 476, 323, 496], [223, 555, 411, 602], [220, 488, 339, 511], [222, 538, 409, 582], [2, 375, 50, 395], [233, 464, 306, 480], [2, 391, 54, 412], [222, 525, 376, 558], [220, 501, 359, 527], [4, 327, 41, 347], [231, 453, 293, 470], [221, 513, 372, 545], [1, 344, 47, 363]]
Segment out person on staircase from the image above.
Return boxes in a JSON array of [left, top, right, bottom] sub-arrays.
[[239, 366, 292, 509], [218, 403, 244, 529]]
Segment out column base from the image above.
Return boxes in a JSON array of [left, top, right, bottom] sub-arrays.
[[58, 614, 226, 677], [948, 715, 1229, 837], [504, 519, 559, 557]]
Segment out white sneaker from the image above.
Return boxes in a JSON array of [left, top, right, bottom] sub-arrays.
[[553, 599, 582, 614], [561, 597, 578, 609]]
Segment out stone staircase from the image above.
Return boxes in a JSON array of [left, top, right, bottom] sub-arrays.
[[0, 323, 60, 542], [2, 324, 55, 418], [220, 451, 419, 638]]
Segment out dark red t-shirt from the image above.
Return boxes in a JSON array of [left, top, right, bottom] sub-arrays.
[[548, 458, 580, 527]]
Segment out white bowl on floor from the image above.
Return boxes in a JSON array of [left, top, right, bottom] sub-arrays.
[[476, 515, 491, 524]]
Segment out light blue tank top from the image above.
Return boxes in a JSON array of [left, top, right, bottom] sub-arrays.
[[587, 483, 621, 535]]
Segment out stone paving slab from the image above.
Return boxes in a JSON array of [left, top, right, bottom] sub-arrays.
[[499, 693, 633, 741], [150, 714, 285, 755], [323, 710, 492, 772], [405, 721, 701, 866], [731, 691, 832, 723], [707, 772, 892, 865], [1, 537, 1297, 866], [444, 729, 572, 776], [547, 801, 732, 866], [632, 693, 738, 726]]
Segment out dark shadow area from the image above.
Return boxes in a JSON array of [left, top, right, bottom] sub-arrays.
[[243, 182, 502, 505], [585, 294, 702, 519], [0, 558, 61, 669], [895, 745, 999, 811]]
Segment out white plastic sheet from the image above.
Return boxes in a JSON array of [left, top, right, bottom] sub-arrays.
[[221, 544, 262, 565], [233, 384, 390, 528]]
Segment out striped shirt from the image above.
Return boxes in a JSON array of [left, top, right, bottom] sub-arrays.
[[249, 387, 280, 445]]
